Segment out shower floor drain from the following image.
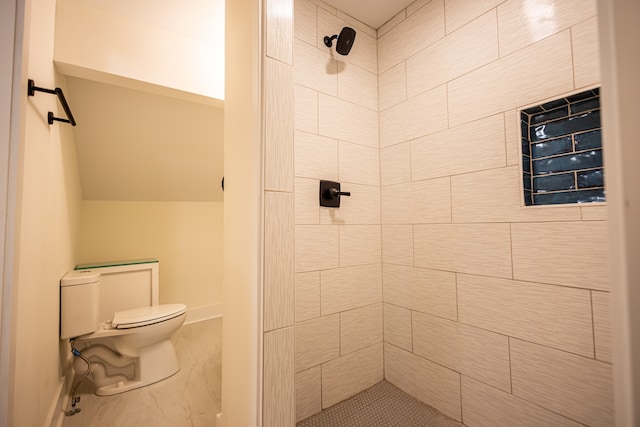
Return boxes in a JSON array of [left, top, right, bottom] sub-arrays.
[[297, 380, 462, 427]]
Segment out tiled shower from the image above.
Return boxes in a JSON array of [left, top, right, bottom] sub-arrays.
[[261, 0, 613, 426]]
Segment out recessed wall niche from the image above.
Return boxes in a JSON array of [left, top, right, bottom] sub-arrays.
[[520, 88, 605, 206]]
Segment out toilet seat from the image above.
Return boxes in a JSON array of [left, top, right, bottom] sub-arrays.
[[112, 303, 186, 329]]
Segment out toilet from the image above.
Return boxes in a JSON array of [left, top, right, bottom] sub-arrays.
[[60, 259, 186, 396]]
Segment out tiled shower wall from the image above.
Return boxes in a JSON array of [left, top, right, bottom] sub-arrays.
[[379, 1, 612, 426], [261, 0, 613, 426], [292, 0, 383, 422], [262, 0, 383, 425]]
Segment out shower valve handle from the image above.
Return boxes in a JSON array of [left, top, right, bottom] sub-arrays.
[[319, 180, 349, 208], [327, 187, 351, 199]]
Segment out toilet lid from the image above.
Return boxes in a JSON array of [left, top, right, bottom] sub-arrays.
[[112, 304, 186, 329]]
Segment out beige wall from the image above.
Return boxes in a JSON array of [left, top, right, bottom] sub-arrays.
[[7, 1, 224, 424], [53, 0, 225, 318], [379, 1, 612, 426], [77, 201, 223, 308], [11, 0, 83, 424], [220, 0, 263, 425], [54, 0, 225, 101]]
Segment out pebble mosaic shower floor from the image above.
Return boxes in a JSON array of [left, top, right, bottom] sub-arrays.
[[297, 380, 463, 427]]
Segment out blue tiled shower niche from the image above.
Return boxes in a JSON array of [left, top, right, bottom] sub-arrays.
[[521, 88, 605, 206]]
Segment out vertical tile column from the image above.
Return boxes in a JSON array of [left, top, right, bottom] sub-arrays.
[[293, 0, 382, 422], [263, 0, 295, 425]]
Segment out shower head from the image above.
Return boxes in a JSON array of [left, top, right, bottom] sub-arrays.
[[324, 27, 357, 56]]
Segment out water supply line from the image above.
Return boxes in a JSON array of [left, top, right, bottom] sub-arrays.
[[65, 341, 91, 417]]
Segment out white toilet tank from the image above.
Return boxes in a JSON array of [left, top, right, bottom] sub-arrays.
[[74, 259, 160, 322], [60, 270, 101, 339]]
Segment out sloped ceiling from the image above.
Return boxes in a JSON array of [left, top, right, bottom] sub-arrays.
[[321, 0, 416, 29], [64, 0, 408, 203], [66, 77, 223, 202]]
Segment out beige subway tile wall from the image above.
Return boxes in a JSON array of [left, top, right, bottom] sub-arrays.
[[412, 312, 511, 392], [511, 221, 609, 290], [264, 191, 295, 331], [381, 225, 413, 265], [497, 0, 597, 56], [279, 0, 612, 424], [294, 271, 320, 322], [320, 264, 382, 315], [383, 303, 413, 351], [338, 142, 380, 185], [319, 94, 378, 146], [405, 10, 498, 97], [450, 166, 582, 223], [291, 0, 382, 417], [445, 0, 504, 33], [510, 339, 614, 427], [295, 314, 340, 372], [384, 343, 462, 421], [413, 223, 513, 278], [457, 274, 594, 356], [321, 343, 384, 408], [293, 84, 318, 133], [264, 327, 296, 427], [382, 264, 457, 320], [380, 142, 411, 185], [379, 0, 611, 426], [378, 62, 407, 110], [379, 85, 448, 147], [265, 57, 294, 192], [582, 204, 608, 221], [592, 290, 613, 363], [381, 179, 452, 224], [410, 114, 506, 180], [295, 178, 320, 224], [461, 376, 584, 427], [294, 131, 338, 181], [572, 16, 601, 88], [264, 0, 296, 423], [340, 303, 383, 355], [295, 367, 322, 422], [447, 30, 574, 127], [504, 109, 521, 165], [339, 225, 382, 267], [377, 0, 444, 73]]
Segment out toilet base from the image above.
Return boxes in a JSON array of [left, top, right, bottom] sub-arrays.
[[93, 339, 180, 396], [95, 369, 180, 396]]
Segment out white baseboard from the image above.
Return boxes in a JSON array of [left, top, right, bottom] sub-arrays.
[[48, 345, 75, 427], [184, 303, 223, 325], [46, 380, 64, 427], [48, 369, 74, 427]]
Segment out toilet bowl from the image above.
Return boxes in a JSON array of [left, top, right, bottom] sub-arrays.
[[60, 264, 186, 396], [71, 304, 186, 395]]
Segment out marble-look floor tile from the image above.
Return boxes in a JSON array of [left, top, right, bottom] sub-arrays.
[[62, 318, 222, 427]]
